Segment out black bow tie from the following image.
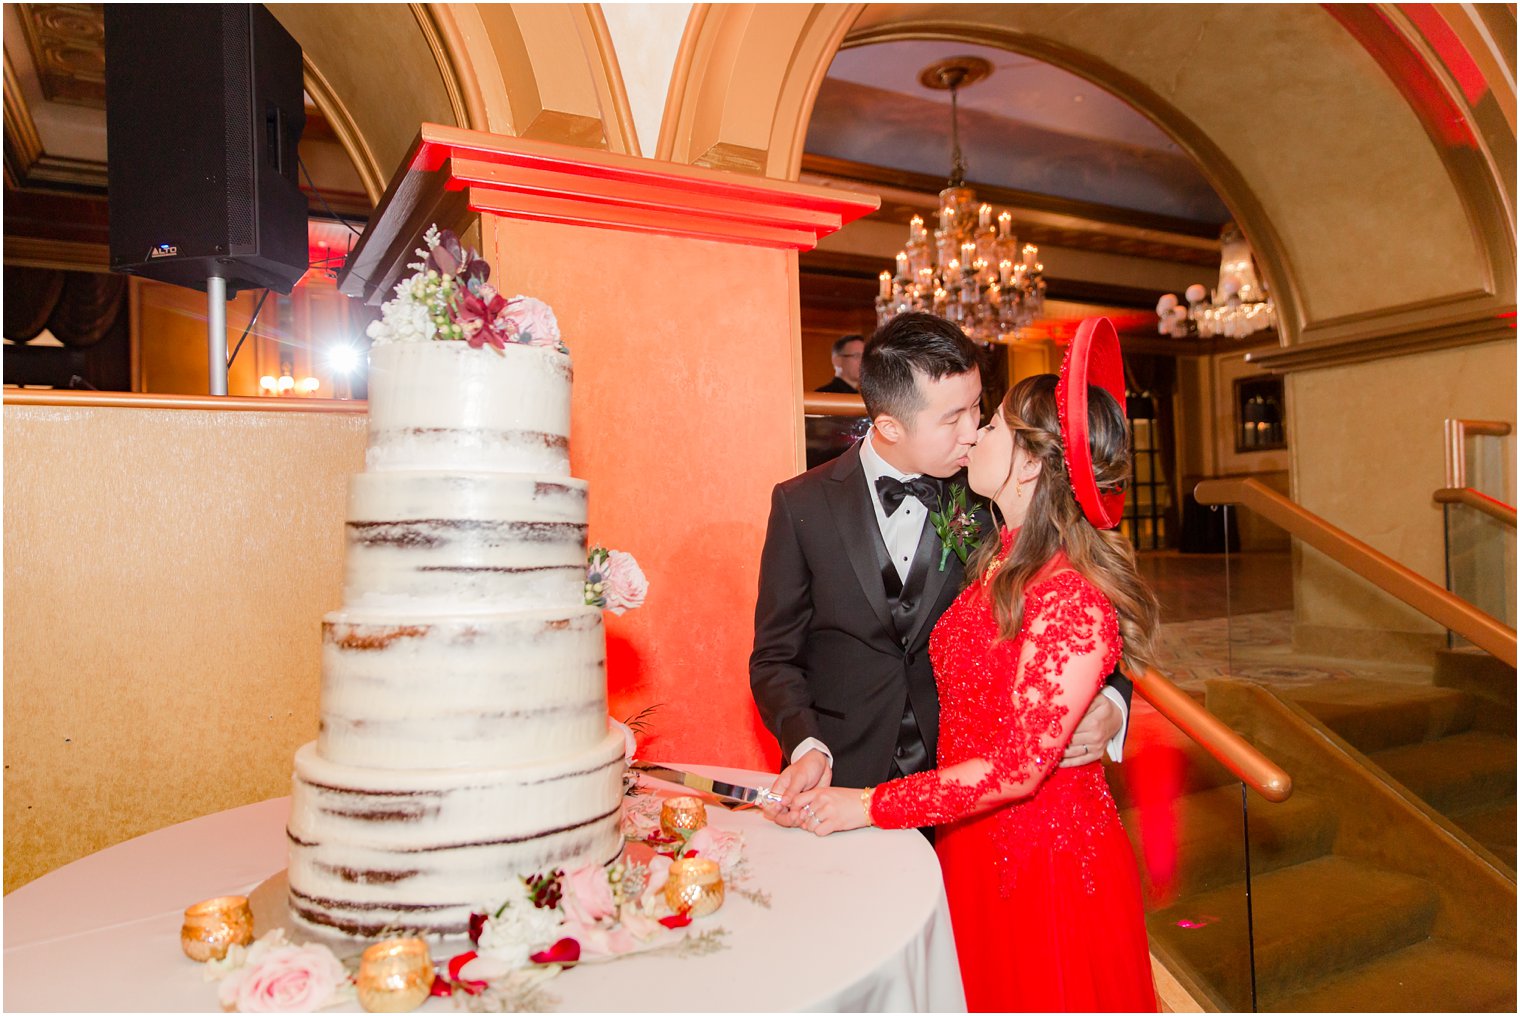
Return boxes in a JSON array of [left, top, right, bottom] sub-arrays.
[[875, 474, 944, 516]]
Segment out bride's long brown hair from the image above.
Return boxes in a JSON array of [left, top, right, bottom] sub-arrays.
[[965, 374, 1162, 675]]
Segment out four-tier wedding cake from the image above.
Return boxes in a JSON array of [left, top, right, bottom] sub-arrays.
[[286, 290, 627, 938]]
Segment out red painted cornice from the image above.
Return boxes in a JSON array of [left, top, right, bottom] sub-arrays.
[[339, 124, 879, 304]]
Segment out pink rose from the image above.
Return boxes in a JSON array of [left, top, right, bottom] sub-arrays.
[[685, 827, 744, 877], [502, 297, 561, 348], [639, 855, 673, 910], [218, 943, 348, 1013], [561, 864, 617, 927], [602, 550, 648, 616]]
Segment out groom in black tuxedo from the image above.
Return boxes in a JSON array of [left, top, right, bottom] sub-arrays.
[[750, 312, 1130, 813]]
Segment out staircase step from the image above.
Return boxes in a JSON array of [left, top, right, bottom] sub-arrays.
[[1370, 730, 1516, 815], [1266, 938, 1517, 1012], [1450, 802, 1517, 869], [1434, 646, 1517, 721], [1121, 785, 1338, 903], [1283, 679, 1477, 752], [1147, 856, 1438, 1005]]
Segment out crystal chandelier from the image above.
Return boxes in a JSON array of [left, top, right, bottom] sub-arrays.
[[876, 57, 1045, 345], [1156, 222, 1277, 340]]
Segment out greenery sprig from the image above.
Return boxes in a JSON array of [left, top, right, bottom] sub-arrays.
[[929, 483, 985, 571]]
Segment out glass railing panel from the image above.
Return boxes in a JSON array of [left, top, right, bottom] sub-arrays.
[[1445, 502, 1516, 635], [1213, 501, 1516, 1004]]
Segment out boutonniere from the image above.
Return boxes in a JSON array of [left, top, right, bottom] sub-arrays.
[[929, 483, 986, 571]]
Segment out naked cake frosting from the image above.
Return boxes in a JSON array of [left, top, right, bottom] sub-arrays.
[[286, 332, 626, 939]]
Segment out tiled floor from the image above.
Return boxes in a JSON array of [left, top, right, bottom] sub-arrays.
[[1137, 550, 1430, 691]]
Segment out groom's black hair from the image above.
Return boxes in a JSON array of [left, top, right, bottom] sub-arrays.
[[859, 311, 980, 425]]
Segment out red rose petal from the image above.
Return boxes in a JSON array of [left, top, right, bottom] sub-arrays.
[[529, 937, 581, 964], [447, 951, 477, 982], [659, 913, 692, 929], [467, 912, 487, 946], [430, 975, 453, 997]]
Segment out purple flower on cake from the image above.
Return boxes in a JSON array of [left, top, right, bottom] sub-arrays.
[[585, 546, 648, 615], [212, 931, 351, 1013]]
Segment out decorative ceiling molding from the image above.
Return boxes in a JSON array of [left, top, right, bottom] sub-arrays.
[[800, 153, 1220, 268], [15, 3, 104, 109], [3, 46, 106, 192]]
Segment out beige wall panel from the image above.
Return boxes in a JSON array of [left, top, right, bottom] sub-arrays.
[[4, 404, 366, 891], [848, 3, 1490, 323], [1289, 338, 1516, 657], [267, 4, 458, 173]]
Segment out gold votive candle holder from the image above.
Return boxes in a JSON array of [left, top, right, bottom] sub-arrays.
[[660, 796, 708, 838], [357, 937, 435, 1013], [664, 856, 724, 918], [180, 895, 254, 962]]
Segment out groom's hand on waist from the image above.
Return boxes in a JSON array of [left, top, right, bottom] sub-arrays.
[[1060, 692, 1124, 768], [763, 749, 833, 828]]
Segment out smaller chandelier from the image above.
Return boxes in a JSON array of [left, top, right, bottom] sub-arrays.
[[877, 57, 1045, 345], [1157, 222, 1277, 340]]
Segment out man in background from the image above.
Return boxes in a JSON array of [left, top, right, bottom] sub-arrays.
[[815, 333, 864, 393]]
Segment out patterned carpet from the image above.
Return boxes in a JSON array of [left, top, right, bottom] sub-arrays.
[[1154, 609, 1429, 692]]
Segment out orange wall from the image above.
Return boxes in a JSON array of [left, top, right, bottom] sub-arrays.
[[491, 218, 800, 771]]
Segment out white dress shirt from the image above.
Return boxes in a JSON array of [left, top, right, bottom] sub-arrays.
[[791, 429, 1129, 769]]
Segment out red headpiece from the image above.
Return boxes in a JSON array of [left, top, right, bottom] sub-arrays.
[[1055, 317, 1126, 530]]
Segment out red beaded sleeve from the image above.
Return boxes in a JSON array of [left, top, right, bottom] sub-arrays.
[[869, 572, 1121, 830]]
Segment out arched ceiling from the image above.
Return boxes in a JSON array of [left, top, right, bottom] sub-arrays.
[[807, 38, 1232, 226]]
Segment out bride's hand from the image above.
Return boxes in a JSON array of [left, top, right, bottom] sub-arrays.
[[789, 786, 871, 836]]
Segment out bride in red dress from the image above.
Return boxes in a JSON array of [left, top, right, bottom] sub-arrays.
[[789, 319, 1160, 1012]]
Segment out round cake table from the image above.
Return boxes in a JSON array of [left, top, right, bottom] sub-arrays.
[[4, 765, 966, 1012]]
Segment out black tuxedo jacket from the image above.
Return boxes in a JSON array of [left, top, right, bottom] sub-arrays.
[[749, 441, 972, 788]]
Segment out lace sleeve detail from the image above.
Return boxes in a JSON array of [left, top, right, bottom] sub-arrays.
[[870, 573, 1120, 830]]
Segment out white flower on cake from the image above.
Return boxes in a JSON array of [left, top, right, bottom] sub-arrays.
[[364, 225, 568, 355], [474, 881, 566, 974]]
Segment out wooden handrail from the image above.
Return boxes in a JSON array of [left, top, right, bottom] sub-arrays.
[[1128, 665, 1293, 802], [1445, 418, 1512, 488], [1434, 487, 1517, 527], [1195, 477, 1518, 667], [803, 392, 868, 418]]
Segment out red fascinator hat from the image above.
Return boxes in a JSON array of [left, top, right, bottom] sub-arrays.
[[1055, 316, 1126, 530]]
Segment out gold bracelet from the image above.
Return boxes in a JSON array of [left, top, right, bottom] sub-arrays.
[[860, 786, 875, 826]]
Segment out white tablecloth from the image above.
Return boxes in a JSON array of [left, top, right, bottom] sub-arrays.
[[5, 765, 966, 1012]]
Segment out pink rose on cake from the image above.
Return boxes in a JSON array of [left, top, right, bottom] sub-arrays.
[[213, 931, 351, 1013], [585, 546, 648, 615], [500, 297, 562, 350], [561, 864, 618, 927]]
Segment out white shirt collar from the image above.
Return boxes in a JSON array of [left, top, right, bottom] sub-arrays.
[[860, 428, 919, 485]]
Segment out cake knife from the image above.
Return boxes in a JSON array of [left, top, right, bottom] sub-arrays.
[[631, 762, 783, 807]]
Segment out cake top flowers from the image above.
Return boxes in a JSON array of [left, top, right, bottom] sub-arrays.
[[367, 224, 567, 355]]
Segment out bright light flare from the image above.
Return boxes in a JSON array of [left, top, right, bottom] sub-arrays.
[[328, 345, 361, 375]]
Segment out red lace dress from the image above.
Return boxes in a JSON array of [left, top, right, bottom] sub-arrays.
[[870, 535, 1156, 1012]]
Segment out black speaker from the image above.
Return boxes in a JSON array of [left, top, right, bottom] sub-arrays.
[[105, 4, 308, 295]]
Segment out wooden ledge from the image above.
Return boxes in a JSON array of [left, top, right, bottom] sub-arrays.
[[339, 124, 880, 305], [3, 390, 367, 414]]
